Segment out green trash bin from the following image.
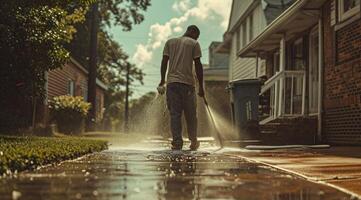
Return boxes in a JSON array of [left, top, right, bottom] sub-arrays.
[[229, 79, 261, 140]]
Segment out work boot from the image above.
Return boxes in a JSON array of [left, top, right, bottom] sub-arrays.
[[189, 140, 200, 151], [171, 144, 182, 150], [171, 141, 182, 150]]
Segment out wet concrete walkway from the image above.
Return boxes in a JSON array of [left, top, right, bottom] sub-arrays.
[[225, 146, 361, 199], [0, 138, 355, 200]]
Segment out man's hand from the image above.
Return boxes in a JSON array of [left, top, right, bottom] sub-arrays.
[[160, 55, 169, 88]]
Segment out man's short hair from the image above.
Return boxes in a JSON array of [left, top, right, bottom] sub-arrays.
[[187, 25, 200, 34]]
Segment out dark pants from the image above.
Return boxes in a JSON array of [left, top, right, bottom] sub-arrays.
[[166, 82, 197, 147]]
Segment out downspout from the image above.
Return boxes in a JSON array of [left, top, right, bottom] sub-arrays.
[[255, 52, 259, 78], [317, 13, 324, 143]]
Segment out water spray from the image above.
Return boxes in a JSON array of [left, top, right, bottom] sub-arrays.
[[203, 97, 224, 149]]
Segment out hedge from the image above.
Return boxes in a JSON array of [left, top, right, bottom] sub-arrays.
[[0, 136, 108, 175]]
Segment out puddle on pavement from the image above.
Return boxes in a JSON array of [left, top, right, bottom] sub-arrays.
[[0, 140, 356, 200]]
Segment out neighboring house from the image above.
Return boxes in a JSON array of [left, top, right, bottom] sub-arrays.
[[39, 58, 108, 127], [204, 42, 230, 117], [238, 0, 361, 145], [216, 0, 294, 138]]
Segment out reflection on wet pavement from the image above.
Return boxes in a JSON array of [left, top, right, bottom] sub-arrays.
[[0, 139, 354, 200]]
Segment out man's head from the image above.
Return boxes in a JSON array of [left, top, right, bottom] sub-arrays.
[[184, 25, 200, 40]]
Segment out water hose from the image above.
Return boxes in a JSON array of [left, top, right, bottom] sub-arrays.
[[203, 97, 224, 149]]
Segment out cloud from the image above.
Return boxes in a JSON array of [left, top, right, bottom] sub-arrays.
[[133, 44, 153, 66], [149, 23, 173, 49], [172, 0, 192, 13], [173, 26, 183, 33], [194, 0, 232, 28], [132, 0, 232, 67]]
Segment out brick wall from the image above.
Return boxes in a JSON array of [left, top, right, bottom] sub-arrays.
[[322, 0, 361, 144]]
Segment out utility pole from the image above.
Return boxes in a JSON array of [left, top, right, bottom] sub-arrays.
[[124, 63, 130, 133], [87, 2, 98, 131]]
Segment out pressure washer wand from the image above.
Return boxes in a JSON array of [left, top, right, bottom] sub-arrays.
[[203, 97, 224, 149]]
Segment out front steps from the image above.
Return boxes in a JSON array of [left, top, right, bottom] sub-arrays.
[[258, 117, 318, 145]]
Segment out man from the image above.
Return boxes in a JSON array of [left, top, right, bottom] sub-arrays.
[[158, 25, 205, 151]]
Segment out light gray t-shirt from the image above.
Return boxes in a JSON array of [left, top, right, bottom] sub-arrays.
[[163, 36, 202, 86]]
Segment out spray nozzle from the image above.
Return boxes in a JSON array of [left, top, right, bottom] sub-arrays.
[[203, 96, 208, 106]]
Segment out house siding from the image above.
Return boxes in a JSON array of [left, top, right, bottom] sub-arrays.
[[322, 0, 361, 144], [229, 3, 267, 82], [47, 62, 88, 100], [228, 0, 254, 32], [45, 60, 106, 127]]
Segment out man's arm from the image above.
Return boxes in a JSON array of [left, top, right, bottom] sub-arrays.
[[159, 55, 169, 86], [194, 58, 204, 97]]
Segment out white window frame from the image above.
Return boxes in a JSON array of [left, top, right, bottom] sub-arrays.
[[67, 79, 75, 96], [242, 22, 247, 48], [83, 87, 88, 101], [338, 0, 360, 22], [248, 13, 254, 42], [236, 28, 241, 52]]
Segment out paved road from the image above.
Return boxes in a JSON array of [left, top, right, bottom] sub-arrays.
[[0, 138, 354, 200]]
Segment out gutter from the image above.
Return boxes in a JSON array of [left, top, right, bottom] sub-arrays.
[[70, 57, 88, 75], [96, 79, 108, 91], [238, 0, 309, 57], [70, 57, 109, 91]]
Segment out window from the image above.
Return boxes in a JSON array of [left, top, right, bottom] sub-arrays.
[[242, 22, 247, 47], [249, 14, 254, 42], [292, 38, 304, 70], [236, 28, 241, 52], [67, 80, 75, 96], [339, 0, 360, 21], [83, 87, 88, 101]]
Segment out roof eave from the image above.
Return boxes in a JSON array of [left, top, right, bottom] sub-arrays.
[[214, 33, 232, 54], [96, 79, 108, 91], [238, 0, 309, 57]]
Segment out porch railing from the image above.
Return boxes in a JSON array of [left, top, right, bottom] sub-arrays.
[[259, 70, 306, 125]]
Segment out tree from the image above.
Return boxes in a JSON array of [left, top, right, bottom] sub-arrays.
[[67, 0, 151, 68], [67, 0, 150, 131], [98, 32, 145, 131], [0, 1, 92, 130]]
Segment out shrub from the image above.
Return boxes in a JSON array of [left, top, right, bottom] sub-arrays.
[[49, 95, 91, 134], [0, 136, 108, 175]]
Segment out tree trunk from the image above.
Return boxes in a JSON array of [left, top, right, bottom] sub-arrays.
[[124, 64, 130, 133], [87, 3, 98, 131]]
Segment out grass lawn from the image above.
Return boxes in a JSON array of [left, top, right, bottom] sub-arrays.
[[0, 136, 108, 175]]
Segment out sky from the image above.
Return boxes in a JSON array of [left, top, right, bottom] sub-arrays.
[[109, 0, 232, 98]]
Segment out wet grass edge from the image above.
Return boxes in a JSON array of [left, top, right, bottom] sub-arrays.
[[0, 136, 108, 176]]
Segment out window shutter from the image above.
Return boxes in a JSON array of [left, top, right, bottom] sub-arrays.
[[330, 0, 336, 26]]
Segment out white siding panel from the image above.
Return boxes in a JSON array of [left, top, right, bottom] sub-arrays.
[[254, 4, 268, 36], [229, 0, 253, 31], [229, 33, 256, 81], [228, 2, 268, 82], [232, 58, 256, 80]]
